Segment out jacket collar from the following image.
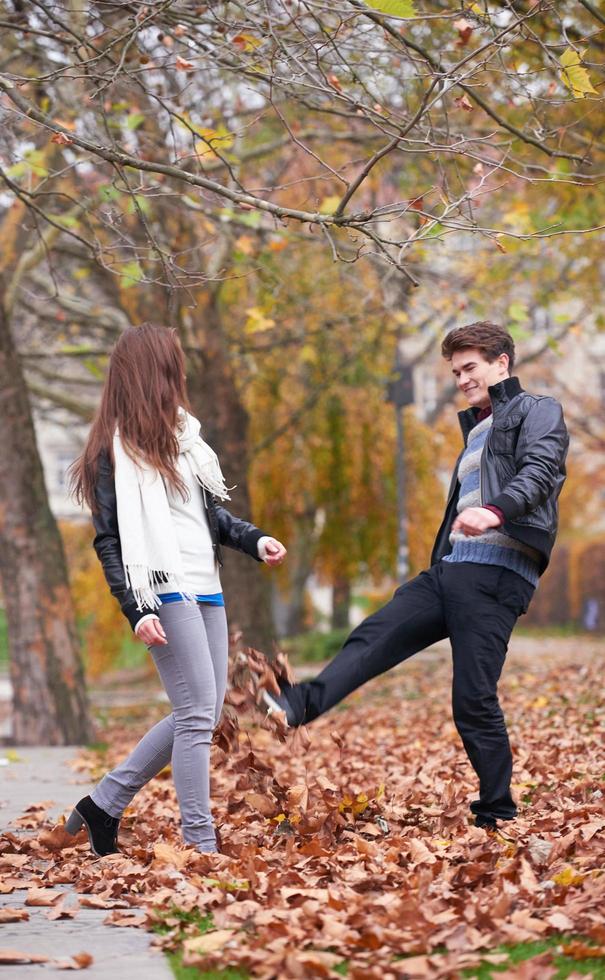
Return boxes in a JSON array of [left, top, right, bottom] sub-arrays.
[[457, 375, 523, 441]]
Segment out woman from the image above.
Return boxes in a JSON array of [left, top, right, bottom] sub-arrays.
[[67, 324, 286, 856]]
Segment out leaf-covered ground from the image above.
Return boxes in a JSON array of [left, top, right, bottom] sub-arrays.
[[1, 637, 605, 979]]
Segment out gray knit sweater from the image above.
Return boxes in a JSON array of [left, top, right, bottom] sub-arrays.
[[442, 414, 540, 586]]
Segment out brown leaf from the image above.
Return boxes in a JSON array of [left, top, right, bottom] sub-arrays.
[[0, 949, 49, 964], [79, 896, 130, 910], [51, 132, 73, 145], [54, 952, 93, 970], [0, 908, 29, 923], [152, 841, 196, 869], [183, 930, 235, 954], [454, 18, 474, 45], [46, 900, 77, 920], [103, 910, 146, 928], [454, 94, 474, 112], [562, 940, 605, 960], [25, 888, 65, 907], [0, 854, 29, 868]]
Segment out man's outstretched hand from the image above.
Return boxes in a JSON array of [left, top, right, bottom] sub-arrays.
[[453, 507, 502, 537]]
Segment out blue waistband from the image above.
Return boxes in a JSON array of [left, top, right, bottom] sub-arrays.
[[157, 592, 225, 606]]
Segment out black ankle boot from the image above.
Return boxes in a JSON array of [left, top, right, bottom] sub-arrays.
[[65, 796, 120, 856]]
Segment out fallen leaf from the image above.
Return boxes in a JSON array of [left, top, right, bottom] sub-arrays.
[[0, 908, 29, 923], [25, 888, 65, 907], [183, 929, 236, 954]]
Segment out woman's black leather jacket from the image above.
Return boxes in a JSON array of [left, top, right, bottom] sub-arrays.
[[92, 449, 266, 630]]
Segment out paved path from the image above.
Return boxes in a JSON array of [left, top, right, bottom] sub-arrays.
[[0, 747, 172, 980]]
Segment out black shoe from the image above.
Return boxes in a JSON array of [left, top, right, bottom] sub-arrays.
[[260, 684, 299, 727], [65, 795, 120, 856]]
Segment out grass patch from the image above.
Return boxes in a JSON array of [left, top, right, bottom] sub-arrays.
[[461, 936, 605, 979], [166, 952, 248, 980], [281, 627, 349, 665], [153, 908, 249, 980]]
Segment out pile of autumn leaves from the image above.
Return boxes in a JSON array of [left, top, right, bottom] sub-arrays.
[[2, 641, 605, 979]]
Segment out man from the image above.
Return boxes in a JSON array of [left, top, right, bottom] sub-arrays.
[[263, 322, 568, 831]]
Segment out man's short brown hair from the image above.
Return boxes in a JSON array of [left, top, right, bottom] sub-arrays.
[[441, 321, 515, 370]]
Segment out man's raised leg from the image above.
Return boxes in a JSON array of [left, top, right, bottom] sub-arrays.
[[279, 565, 449, 725]]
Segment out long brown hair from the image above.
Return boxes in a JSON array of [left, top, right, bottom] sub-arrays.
[[70, 324, 191, 512]]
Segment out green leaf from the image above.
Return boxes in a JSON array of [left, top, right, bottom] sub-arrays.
[[49, 213, 79, 229], [508, 301, 527, 326], [99, 184, 121, 202], [559, 48, 598, 99], [83, 357, 105, 379], [237, 211, 261, 228], [126, 194, 151, 215], [125, 112, 145, 130], [119, 261, 144, 287], [362, 0, 417, 17], [5, 161, 28, 180]]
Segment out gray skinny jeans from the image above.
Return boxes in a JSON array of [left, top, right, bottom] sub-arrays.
[[91, 601, 228, 852]]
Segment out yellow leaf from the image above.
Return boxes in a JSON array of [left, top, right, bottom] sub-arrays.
[[232, 33, 262, 52], [559, 48, 598, 99], [245, 307, 275, 334], [552, 866, 585, 887], [530, 695, 548, 709], [363, 0, 417, 16], [300, 344, 318, 365], [194, 126, 235, 159], [319, 194, 342, 214]]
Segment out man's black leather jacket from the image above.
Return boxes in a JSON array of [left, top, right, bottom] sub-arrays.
[[431, 376, 568, 575], [92, 449, 266, 631]]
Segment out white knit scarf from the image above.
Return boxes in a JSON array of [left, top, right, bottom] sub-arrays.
[[113, 409, 232, 612]]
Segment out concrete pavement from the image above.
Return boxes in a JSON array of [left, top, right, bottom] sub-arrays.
[[0, 747, 173, 980]]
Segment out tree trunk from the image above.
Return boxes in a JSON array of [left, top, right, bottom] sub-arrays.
[[183, 294, 275, 652], [331, 576, 351, 630], [276, 514, 317, 637], [0, 288, 92, 744]]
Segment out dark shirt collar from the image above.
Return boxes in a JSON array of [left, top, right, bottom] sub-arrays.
[[457, 375, 523, 441]]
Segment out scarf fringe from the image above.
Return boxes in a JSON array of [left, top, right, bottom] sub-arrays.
[[193, 470, 235, 502], [124, 564, 196, 613]]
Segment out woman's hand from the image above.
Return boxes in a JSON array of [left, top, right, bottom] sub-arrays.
[[259, 536, 287, 566], [135, 616, 168, 646]]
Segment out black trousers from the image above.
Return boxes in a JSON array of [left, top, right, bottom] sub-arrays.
[[287, 561, 535, 824]]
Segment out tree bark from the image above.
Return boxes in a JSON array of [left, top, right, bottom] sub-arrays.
[[183, 293, 275, 652], [331, 576, 351, 630], [0, 286, 91, 744]]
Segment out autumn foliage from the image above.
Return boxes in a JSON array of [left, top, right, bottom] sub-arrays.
[[59, 521, 131, 680], [2, 637, 605, 977]]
